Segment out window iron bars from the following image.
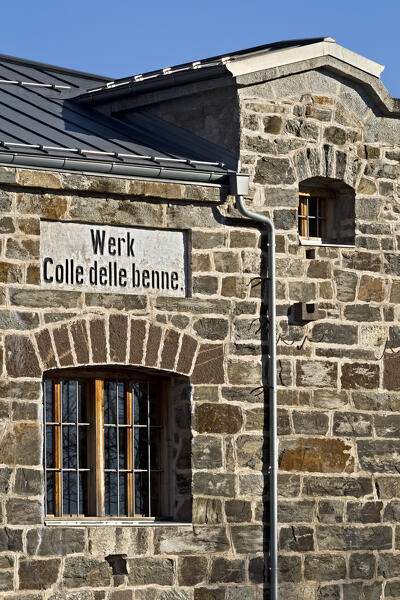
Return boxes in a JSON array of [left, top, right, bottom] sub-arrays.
[[298, 193, 327, 239], [44, 378, 163, 518]]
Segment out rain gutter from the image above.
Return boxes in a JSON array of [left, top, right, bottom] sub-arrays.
[[0, 152, 229, 186], [230, 173, 278, 600]]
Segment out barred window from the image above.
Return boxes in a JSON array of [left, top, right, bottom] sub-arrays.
[[44, 369, 168, 520], [298, 178, 355, 246], [298, 190, 330, 240]]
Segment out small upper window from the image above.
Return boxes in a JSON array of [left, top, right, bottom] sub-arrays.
[[298, 178, 355, 246], [44, 369, 169, 520], [298, 190, 331, 240]]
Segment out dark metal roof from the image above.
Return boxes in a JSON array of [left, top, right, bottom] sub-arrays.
[[0, 54, 235, 182], [0, 39, 332, 181]]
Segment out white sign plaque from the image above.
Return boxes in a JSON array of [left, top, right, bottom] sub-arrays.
[[40, 221, 189, 297]]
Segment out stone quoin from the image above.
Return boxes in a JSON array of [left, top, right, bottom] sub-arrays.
[[0, 37, 400, 599]]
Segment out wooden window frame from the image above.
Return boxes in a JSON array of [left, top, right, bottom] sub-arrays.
[[44, 368, 169, 522], [299, 188, 335, 242]]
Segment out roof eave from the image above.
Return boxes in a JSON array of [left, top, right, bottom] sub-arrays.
[[74, 64, 230, 106], [0, 152, 231, 187]]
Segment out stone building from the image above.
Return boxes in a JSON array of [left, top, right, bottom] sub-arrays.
[[0, 36, 400, 599]]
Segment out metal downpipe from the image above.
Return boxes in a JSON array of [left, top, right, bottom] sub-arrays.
[[235, 194, 278, 600]]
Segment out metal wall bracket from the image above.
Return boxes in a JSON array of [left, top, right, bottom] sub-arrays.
[[292, 302, 319, 323]]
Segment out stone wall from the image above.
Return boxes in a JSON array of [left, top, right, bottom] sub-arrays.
[[238, 70, 400, 599], [2, 62, 400, 600], [0, 167, 266, 599]]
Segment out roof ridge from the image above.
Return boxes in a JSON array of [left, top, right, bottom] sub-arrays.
[[85, 37, 331, 93], [0, 52, 111, 82]]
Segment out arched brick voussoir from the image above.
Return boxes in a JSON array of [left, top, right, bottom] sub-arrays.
[[109, 314, 128, 364], [4, 334, 41, 379], [176, 333, 199, 376], [89, 318, 108, 364], [306, 143, 364, 189], [70, 319, 90, 365], [191, 343, 224, 384], [129, 318, 146, 366], [144, 324, 163, 369], [160, 328, 181, 372], [35, 329, 57, 370], [52, 324, 74, 367]]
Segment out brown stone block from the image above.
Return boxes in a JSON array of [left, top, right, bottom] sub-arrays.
[[178, 556, 208, 586], [53, 325, 73, 367], [18, 217, 40, 235], [280, 525, 314, 552], [227, 359, 262, 386], [19, 558, 61, 589], [26, 264, 41, 285], [6, 498, 41, 524], [0, 422, 41, 465], [194, 588, 225, 600], [145, 324, 162, 367], [194, 403, 242, 434], [191, 344, 224, 384], [304, 553, 346, 582], [341, 362, 380, 390], [90, 319, 107, 363], [84, 176, 127, 195], [109, 314, 128, 363], [63, 556, 112, 588], [279, 438, 354, 473], [176, 334, 198, 374], [210, 557, 246, 583], [17, 193, 68, 219], [231, 525, 263, 554], [70, 320, 90, 365], [70, 197, 163, 227], [126, 557, 174, 585], [316, 524, 392, 551], [85, 292, 146, 311], [0, 570, 13, 591], [9, 289, 80, 309], [154, 526, 229, 554], [27, 527, 85, 555], [6, 238, 39, 260], [128, 179, 182, 199], [18, 170, 62, 189], [35, 329, 57, 369], [296, 360, 337, 388], [192, 498, 223, 525], [12, 400, 39, 421], [160, 328, 180, 371], [384, 354, 400, 391], [0, 261, 23, 283], [357, 177, 377, 195], [236, 435, 263, 470], [129, 319, 146, 365], [5, 334, 40, 378], [0, 380, 41, 400], [221, 276, 247, 298], [0, 216, 14, 233]]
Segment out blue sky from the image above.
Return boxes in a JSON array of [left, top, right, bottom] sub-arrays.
[[3, 0, 400, 97]]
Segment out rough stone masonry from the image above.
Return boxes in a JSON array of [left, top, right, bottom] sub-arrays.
[[1, 45, 400, 600]]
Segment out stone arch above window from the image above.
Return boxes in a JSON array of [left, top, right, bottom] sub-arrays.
[[4, 316, 225, 385], [298, 177, 355, 246]]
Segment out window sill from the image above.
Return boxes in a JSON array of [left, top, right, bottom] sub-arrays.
[[299, 237, 355, 248], [45, 519, 193, 528]]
